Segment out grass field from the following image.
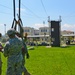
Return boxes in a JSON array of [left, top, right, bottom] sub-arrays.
[[1, 45, 75, 75]]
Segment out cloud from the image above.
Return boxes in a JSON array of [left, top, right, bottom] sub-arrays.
[[0, 24, 4, 34], [32, 24, 48, 29], [61, 24, 75, 31], [32, 23, 75, 32], [0, 24, 4, 26], [16, 8, 25, 12]]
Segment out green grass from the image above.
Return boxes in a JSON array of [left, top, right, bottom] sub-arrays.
[[1, 45, 75, 75]]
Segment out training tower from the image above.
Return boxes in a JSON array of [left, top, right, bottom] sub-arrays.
[[48, 16, 61, 47]]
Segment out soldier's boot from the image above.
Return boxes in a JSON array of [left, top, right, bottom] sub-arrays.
[[0, 61, 2, 75]]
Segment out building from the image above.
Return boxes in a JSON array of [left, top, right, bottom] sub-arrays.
[[39, 27, 49, 35], [23, 27, 50, 42], [23, 27, 34, 36], [61, 30, 75, 43], [23, 27, 75, 43], [61, 30, 74, 35], [34, 29, 39, 35]]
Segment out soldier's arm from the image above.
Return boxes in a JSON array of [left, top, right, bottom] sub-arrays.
[[24, 42, 28, 53], [3, 44, 9, 57], [22, 40, 30, 59], [24, 43, 30, 59], [0, 43, 3, 53]]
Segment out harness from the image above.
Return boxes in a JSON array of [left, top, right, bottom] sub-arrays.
[[11, 0, 24, 39]]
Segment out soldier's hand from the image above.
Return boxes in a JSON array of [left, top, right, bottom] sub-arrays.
[[0, 43, 3, 52], [0, 48, 3, 52], [0, 47, 3, 53], [26, 53, 30, 59]]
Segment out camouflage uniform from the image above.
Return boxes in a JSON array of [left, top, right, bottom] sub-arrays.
[[0, 53, 2, 75], [15, 31, 30, 75], [22, 40, 28, 73], [0, 35, 2, 75], [3, 29, 23, 75]]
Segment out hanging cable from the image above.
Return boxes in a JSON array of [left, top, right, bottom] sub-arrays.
[[0, 3, 12, 10], [0, 12, 12, 15], [20, 2, 42, 20], [0, 3, 12, 16], [16, 0, 48, 22], [40, 0, 48, 17]]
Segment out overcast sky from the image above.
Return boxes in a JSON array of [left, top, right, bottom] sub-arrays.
[[0, 0, 75, 35]]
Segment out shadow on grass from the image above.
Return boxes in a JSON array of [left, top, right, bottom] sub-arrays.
[[60, 45, 71, 48], [28, 46, 35, 50]]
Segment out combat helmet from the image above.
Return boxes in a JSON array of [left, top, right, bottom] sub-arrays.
[[7, 28, 15, 36]]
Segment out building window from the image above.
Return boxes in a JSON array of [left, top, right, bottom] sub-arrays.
[[45, 29, 47, 32], [41, 30, 43, 32], [41, 29, 47, 32], [52, 28, 54, 32]]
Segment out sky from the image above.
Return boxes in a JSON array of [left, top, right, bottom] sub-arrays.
[[0, 0, 75, 35]]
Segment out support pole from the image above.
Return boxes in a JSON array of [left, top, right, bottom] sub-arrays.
[[43, 21, 45, 42], [59, 16, 61, 45], [48, 16, 51, 46]]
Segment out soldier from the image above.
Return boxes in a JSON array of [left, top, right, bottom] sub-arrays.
[[15, 31, 30, 75], [0, 33, 3, 75], [22, 33, 30, 75], [0, 43, 3, 75], [23, 33, 28, 42], [3, 29, 23, 75]]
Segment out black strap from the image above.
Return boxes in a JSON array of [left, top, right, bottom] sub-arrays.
[[11, 0, 24, 39]]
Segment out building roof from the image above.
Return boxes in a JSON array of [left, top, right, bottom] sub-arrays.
[[27, 35, 49, 38], [62, 34, 75, 37], [27, 34, 75, 38]]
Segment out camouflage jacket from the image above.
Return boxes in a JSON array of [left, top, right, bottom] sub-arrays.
[[22, 39, 28, 54], [4, 37, 23, 63], [15, 37, 28, 55]]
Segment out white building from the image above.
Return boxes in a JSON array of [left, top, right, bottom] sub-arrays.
[[39, 27, 49, 35], [23, 27, 50, 42], [23, 27, 34, 36], [23, 27, 75, 42]]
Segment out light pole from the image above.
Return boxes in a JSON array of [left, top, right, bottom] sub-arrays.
[[43, 21, 45, 42], [48, 16, 51, 46], [4, 24, 6, 36]]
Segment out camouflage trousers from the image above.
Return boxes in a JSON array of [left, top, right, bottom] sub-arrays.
[[0, 60, 2, 75], [22, 56, 27, 73], [6, 61, 23, 75]]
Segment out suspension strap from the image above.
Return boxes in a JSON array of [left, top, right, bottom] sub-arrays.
[[11, 0, 24, 39]]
